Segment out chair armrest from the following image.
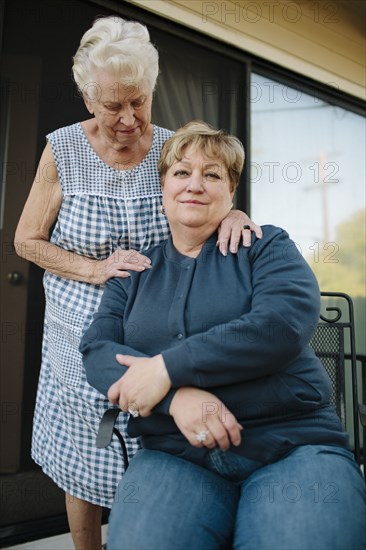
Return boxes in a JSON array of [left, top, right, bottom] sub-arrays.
[[359, 403, 366, 428]]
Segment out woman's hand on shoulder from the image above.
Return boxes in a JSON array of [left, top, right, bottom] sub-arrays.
[[92, 249, 152, 284], [217, 210, 262, 255], [169, 387, 243, 451]]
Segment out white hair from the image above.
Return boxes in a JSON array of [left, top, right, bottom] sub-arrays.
[[72, 16, 159, 95]]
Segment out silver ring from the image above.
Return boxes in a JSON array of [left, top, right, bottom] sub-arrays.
[[195, 430, 210, 443], [128, 407, 139, 418]]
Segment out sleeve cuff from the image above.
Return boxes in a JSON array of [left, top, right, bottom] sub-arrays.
[[162, 344, 198, 388], [153, 389, 177, 415]]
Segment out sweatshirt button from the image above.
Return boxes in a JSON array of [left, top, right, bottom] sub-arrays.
[[177, 333, 184, 339]]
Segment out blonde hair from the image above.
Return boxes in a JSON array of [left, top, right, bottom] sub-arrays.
[[72, 16, 159, 95], [158, 120, 245, 192]]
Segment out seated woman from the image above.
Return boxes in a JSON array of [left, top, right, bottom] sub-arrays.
[[81, 121, 366, 550]]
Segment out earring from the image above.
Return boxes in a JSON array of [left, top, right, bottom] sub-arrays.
[[160, 205, 166, 215]]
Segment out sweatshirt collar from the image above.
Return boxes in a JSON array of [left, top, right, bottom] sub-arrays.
[[164, 232, 218, 264]]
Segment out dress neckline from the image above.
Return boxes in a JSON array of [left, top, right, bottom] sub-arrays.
[[77, 122, 157, 174]]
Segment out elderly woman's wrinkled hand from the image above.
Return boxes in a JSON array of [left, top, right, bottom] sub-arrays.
[[169, 387, 243, 451], [217, 210, 263, 255], [107, 353, 171, 416], [92, 249, 152, 284]]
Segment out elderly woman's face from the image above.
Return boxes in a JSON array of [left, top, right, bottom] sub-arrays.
[[84, 68, 153, 148], [162, 146, 235, 234]]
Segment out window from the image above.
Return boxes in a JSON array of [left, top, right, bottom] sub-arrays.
[[251, 73, 366, 356]]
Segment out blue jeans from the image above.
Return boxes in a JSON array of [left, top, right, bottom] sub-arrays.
[[107, 445, 366, 550]]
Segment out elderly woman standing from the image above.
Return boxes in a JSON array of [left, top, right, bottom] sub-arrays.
[[81, 121, 366, 550], [14, 17, 258, 550]]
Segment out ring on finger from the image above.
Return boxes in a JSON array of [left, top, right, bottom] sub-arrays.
[[128, 407, 140, 418], [195, 429, 210, 443], [243, 224, 251, 230]]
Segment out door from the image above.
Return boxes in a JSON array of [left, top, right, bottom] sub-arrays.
[[0, 54, 41, 472]]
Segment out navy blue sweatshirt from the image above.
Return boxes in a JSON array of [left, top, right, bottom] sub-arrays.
[[80, 226, 349, 465]]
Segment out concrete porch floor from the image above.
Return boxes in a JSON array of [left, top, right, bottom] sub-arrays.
[[3, 525, 108, 549]]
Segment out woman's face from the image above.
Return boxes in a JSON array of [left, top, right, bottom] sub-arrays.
[[162, 146, 235, 234], [84, 68, 153, 148]]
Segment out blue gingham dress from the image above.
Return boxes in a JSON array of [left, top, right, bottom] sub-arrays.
[[31, 122, 172, 507]]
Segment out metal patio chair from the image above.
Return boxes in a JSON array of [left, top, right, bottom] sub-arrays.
[[310, 291, 364, 467]]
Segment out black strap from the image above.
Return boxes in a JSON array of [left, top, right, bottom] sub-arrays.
[[96, 408, 129, 469]]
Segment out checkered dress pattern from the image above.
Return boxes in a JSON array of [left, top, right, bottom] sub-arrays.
[[31, 123, 172, 507]]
